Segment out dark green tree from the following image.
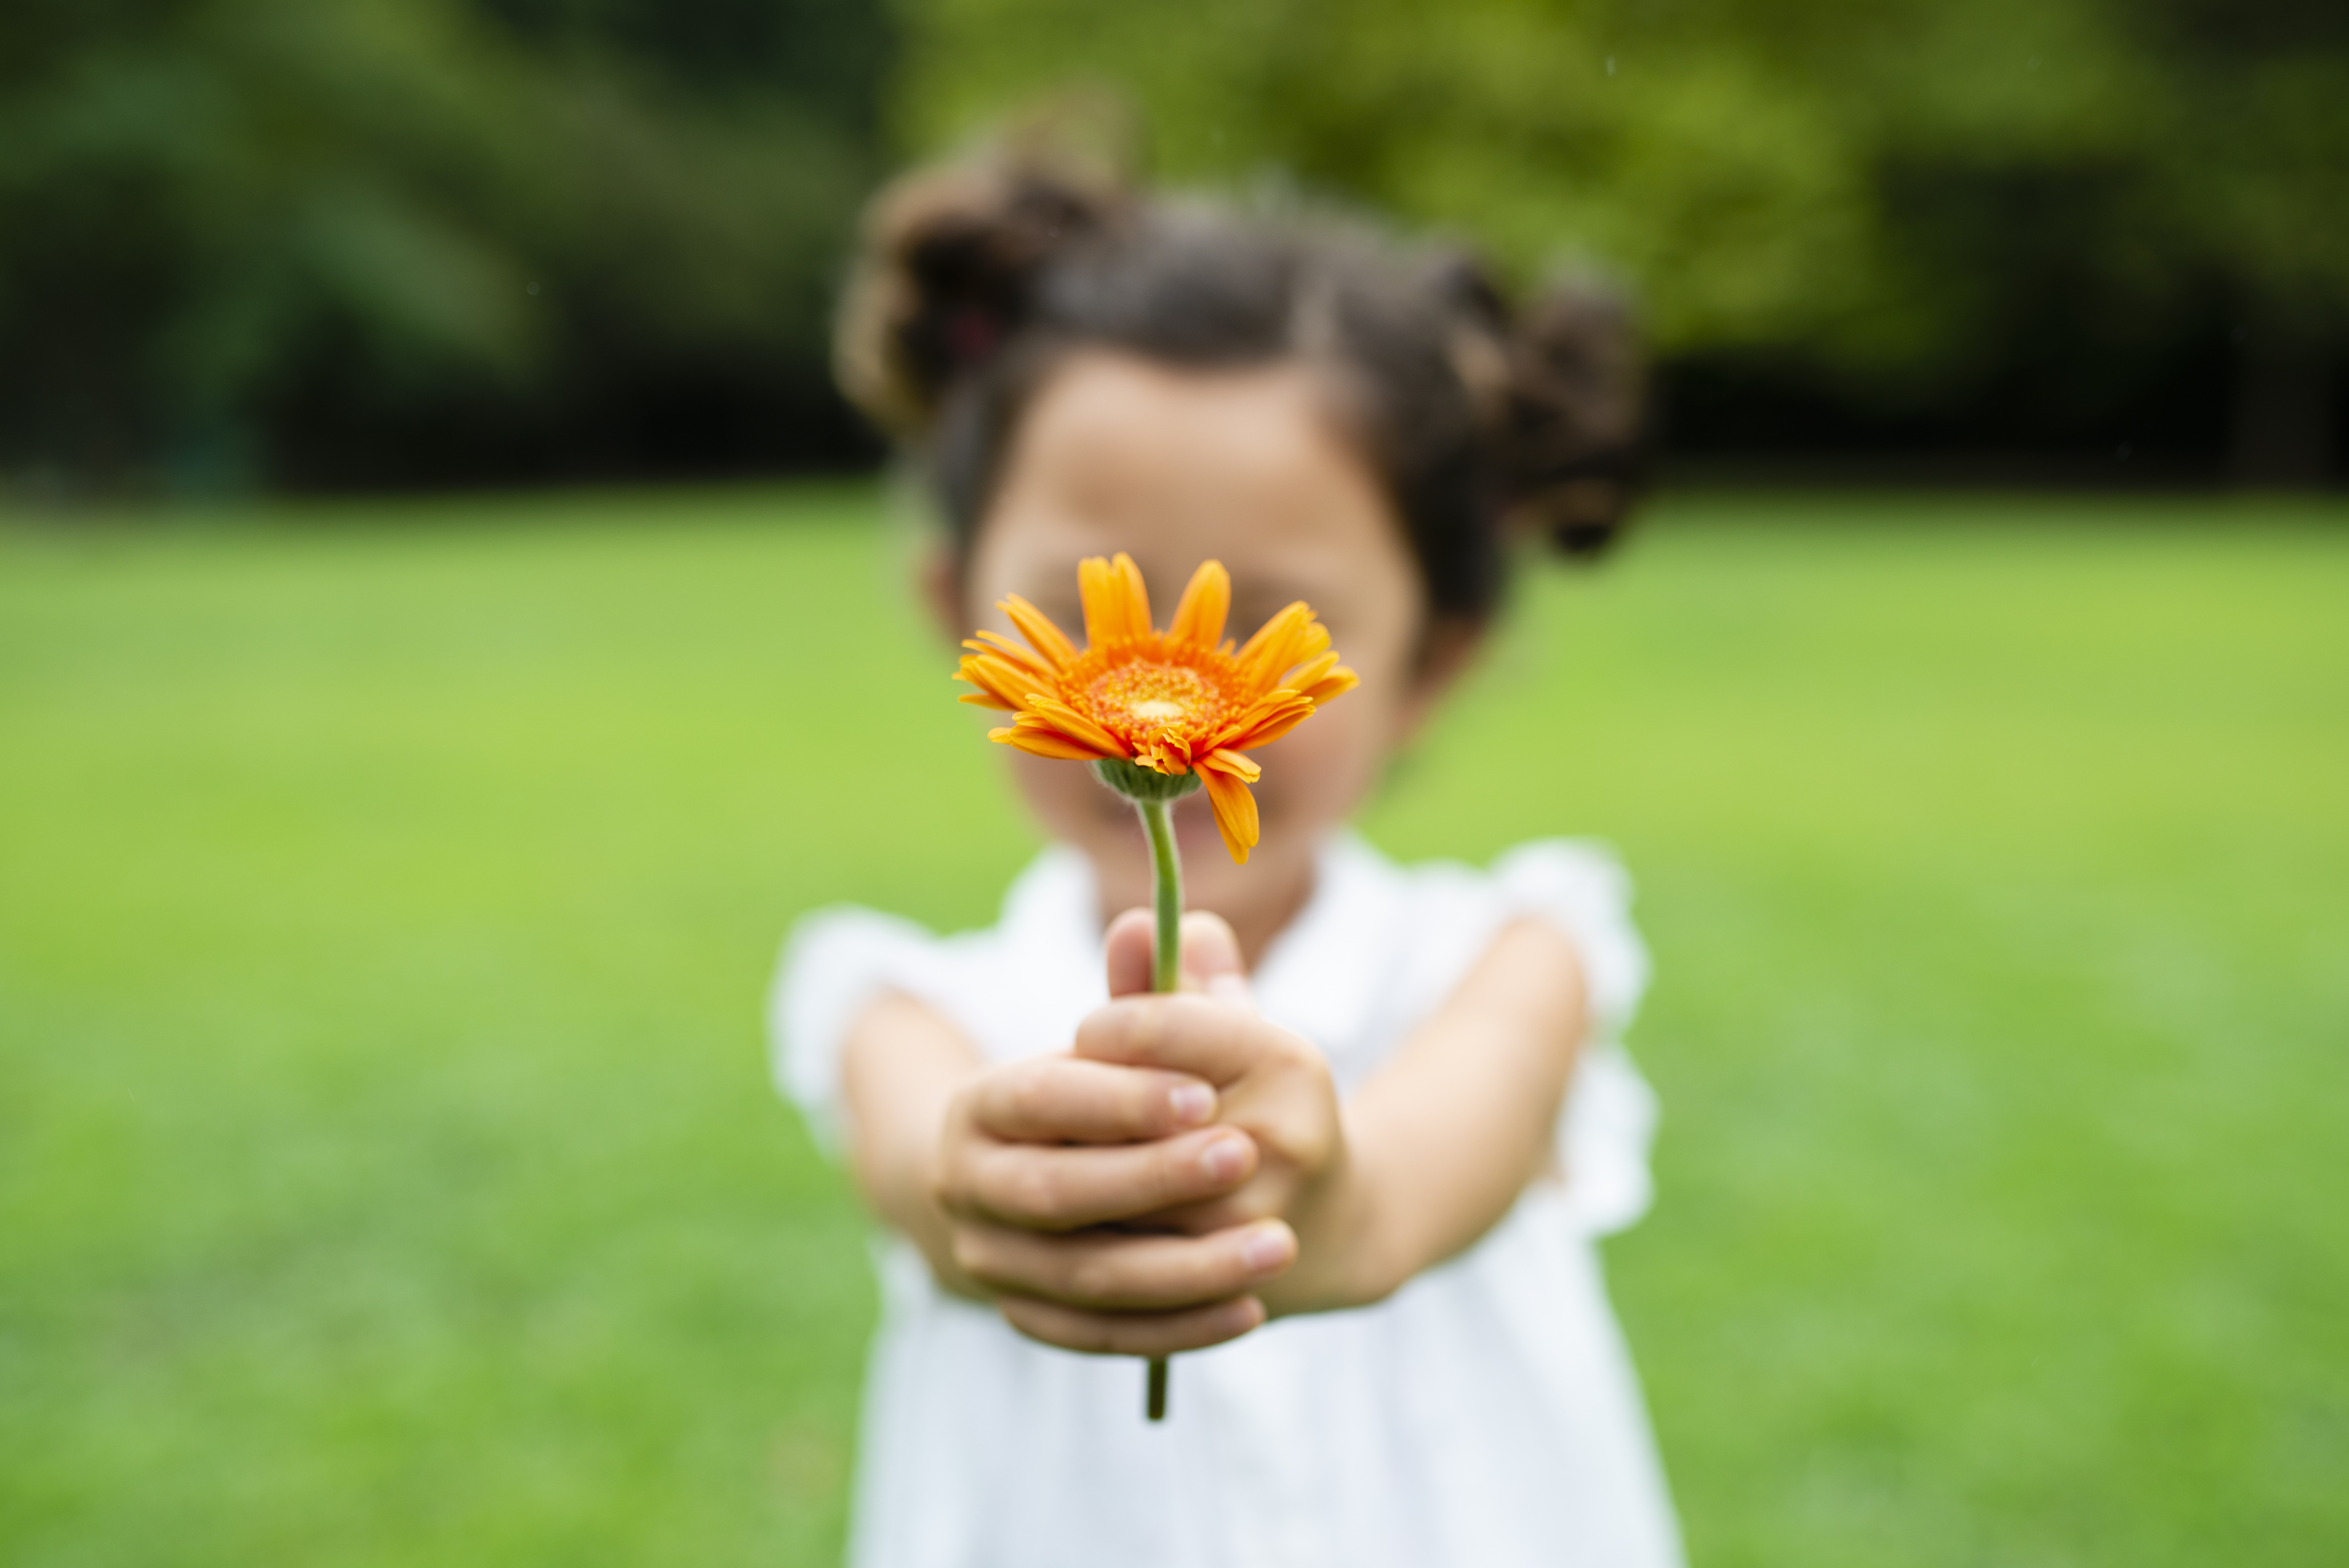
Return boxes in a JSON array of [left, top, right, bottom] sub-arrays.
[[893, 0, 2348, 482], [0, 0, 891, 490]]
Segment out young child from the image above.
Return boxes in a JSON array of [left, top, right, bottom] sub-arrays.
[[773, 151, 1681, 1568]]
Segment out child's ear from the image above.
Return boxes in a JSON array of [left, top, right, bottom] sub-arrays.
[[916, 546, 967, 645], [1395, 615, 1484, 745]]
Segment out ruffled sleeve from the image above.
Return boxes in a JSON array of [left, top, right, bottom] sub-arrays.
[[768, 905, 949, 1160], [1490, 839, 1661, 1237]]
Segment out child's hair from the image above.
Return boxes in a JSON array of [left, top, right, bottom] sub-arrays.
[[835, 150, 1649, 629]]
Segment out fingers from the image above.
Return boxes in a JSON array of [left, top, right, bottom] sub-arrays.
[[1074, 992, 1311, 1086], [1176, 911, 1250, 1004], [943, 1125, 1258, 1231], [1104, 909, 1157, 999], [955, 1218, 1297, 1310], [964, 1056, 1217, 1143], [1105, 908, 1254, 1006], [996, 1293, 1267, 1357], [1129, 1186, 1290, 1237]]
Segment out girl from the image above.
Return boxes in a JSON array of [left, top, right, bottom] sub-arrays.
[[773, 149, 1680, 1567]]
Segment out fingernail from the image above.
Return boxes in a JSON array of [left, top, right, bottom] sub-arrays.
[[1200, 1133, 1249, 1183], [1168, 1082, 1215, 1125], [1207, 974, 1252, 1008], [1240, 1225, 1291, 1274]]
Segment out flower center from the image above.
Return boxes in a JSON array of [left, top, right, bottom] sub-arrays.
[[1086, 660, 1225, 741]]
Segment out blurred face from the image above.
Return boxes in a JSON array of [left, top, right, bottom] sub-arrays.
[[958, 351, 1447, 957]]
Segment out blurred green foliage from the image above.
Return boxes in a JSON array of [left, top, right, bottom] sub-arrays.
[[896, 0, 2349, 469], [6, 1, 2342, 490], [0, 0, 890, 490]]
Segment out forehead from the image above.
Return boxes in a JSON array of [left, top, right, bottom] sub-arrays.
[[968, 351, 1412, 617]]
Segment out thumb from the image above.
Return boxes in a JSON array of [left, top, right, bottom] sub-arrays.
[[1104, 908, 1157, 998], [1101, 907, 1257, 1005], [1177, 911, 1254, 1009]]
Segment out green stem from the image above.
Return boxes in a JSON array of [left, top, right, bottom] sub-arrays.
[[1137, 797, 1183, 997], [1135, 796, 1181, 1422]]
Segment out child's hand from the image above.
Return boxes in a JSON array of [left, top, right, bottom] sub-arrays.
[[928, 1005, 1300, 1356], [1078, 910, 1360, 1318]]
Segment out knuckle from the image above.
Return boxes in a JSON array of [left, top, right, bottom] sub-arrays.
[[1193, 1186, 1267, 1226], [1004, 1069, 1047, 1128], [1015, 1298, 1104, 1354], [1264, 1106, 1318, 1153], [1122, 999, 1166, 1064], [1075, 1005, 1129, 1063], [1011, 1164, 1069, 1224], [1064, 1252, 1117, 1303], [1276, 1034, 1328, 1079], [1262, 1132, 1327, 1180], [1151, 1143, 1200, 1204], [929, 1150, 970, 1216], [1178, 1245, 1233, 1297]]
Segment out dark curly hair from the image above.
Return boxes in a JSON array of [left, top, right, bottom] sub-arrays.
[[835, 150, 1649, 630]]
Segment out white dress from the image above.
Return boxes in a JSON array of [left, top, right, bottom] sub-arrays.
[[771, 832, 1684, 1568]]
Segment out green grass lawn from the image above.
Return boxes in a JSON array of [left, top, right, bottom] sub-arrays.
[[4, 486, 2344, 1566]]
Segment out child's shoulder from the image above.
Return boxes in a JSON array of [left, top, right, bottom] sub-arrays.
[[1339, 833, 1649, 1037], [1374, 835, 1635, 917], [770, 848, 1100, 1142]]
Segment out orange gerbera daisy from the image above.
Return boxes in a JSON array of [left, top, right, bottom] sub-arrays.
[[954, 554, 1358, 863]]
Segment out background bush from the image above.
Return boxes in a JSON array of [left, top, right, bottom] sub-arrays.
[[0, 0, 890, 491], [894, 0, 2349, 482], [2, 0, 2343, 491]]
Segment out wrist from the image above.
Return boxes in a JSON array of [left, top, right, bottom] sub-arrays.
[[906, 1089, 992, 1301], [1259, 1111, 1404, 1316]]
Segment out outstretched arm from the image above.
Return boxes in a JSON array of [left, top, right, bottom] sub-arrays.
[[1310, 916, 1587, 1305]]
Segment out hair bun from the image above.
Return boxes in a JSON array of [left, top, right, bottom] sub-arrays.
[[835, 158, 1129, 435], [1487, 280, 1649, 558]]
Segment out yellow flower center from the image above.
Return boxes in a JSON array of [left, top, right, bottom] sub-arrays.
[[1083, 657, 1233, 745]]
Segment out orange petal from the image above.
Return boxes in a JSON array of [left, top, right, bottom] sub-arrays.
[[1135, 739, 1191, 776], [1168, 560, 1230, 653], [1281, 621, 1333, 679], [990, 722, 1119, 761], [1298, 665, 1359, 703], [1234, 603, 1332, 695], [1111, 553, 1153, 639], [1080, 553, 1152, 649], [1214, 692, 1316, 752], [957, 652, 1043, 710], [1202, 747, 1261, 783], [958, 692, 1018, 710], [1233, 703, 1316, 750], [1201, 767, 1259, 865], [1000, 595, 1080, 671], [1078, 557, 1118, 648], [1286, 650, 1341, 690], [1233, 602, 1307, 674], [1023, 695, 1128, 757], [966, 631, 1057, 682]]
